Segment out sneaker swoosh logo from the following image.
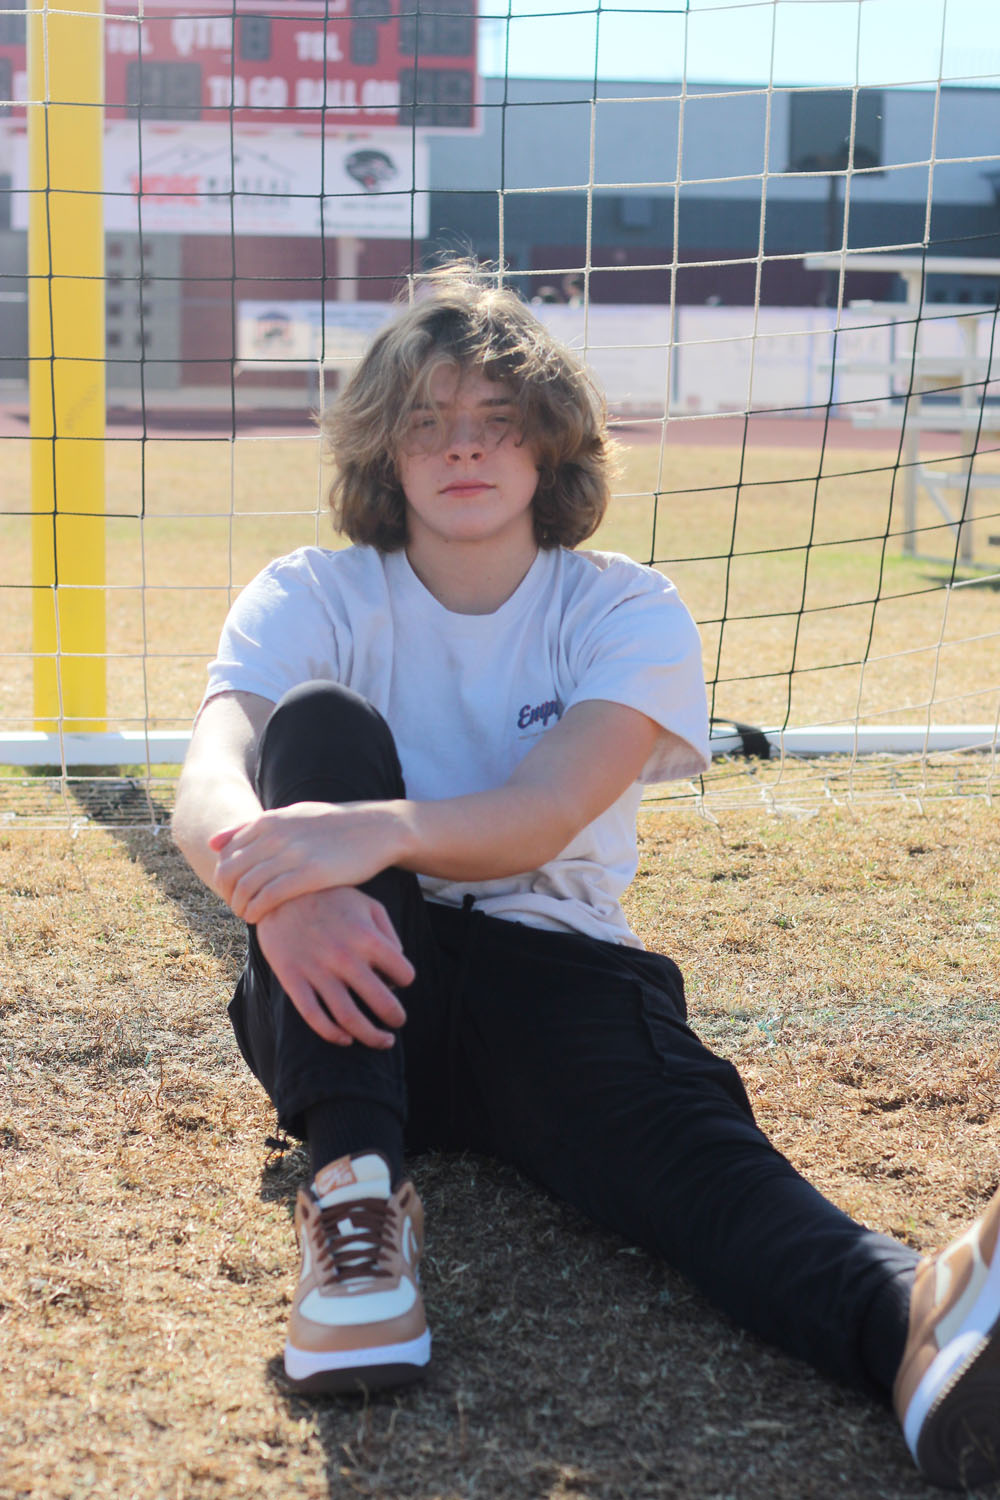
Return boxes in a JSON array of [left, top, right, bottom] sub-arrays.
[[298, 1278, 417, 1328], [402, 1216, 418, 1268], [935, 1223, 988, 1347], [935, 1257, 952, 1306]]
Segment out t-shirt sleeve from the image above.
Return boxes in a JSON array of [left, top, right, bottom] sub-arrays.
[[201, 551, 341, 711], [564, 561, 710, 782]]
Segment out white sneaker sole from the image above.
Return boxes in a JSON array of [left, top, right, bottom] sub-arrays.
[[284, 1329, 432, 1394], [904, 1240, 1000, 1488]]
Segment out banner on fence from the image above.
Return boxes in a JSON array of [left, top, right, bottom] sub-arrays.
[[11, 123, 429, 238]]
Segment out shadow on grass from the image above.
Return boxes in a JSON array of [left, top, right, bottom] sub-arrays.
[[0, 763, 179, 828], [63, 773, 247, 978], [248, 1147, 928, 1500]]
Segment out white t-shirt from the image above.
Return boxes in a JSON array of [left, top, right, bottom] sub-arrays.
[[203, 544, 710, 947]]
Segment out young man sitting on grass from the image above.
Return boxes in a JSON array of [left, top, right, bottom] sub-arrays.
[[173, 265, 1000, 1490]]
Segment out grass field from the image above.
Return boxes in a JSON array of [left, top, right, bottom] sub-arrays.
[[2, 427, 999, 740], [1, 799, 999, 1499], [1, 423, 1000, 1497]]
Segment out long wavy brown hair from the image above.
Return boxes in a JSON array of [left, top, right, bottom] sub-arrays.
[[322, 263, 613, 551]]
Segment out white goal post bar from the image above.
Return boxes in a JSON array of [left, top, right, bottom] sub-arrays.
[[0, 726, 995, 769]]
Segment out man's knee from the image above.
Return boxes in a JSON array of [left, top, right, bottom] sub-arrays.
[[270, 679, 388, 738], [257, 680, 404, 807]]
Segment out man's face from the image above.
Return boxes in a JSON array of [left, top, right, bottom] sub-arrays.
[[395, 365, 540, 553]]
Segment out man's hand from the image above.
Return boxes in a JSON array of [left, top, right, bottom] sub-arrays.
[[211, 801, 406, 924], [255, 885, 414, 1049]]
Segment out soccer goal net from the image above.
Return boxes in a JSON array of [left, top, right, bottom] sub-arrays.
[[1, 0, 998, 825]]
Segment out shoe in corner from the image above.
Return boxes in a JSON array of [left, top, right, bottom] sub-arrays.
[[283, 1150, 430, 1394], [894, 1186, 1000, 1489]]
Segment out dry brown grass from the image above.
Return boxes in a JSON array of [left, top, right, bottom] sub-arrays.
[[2, 797, 999, 1499]]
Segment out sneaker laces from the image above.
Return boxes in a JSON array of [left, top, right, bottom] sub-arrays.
[[313, 1195, 395, 1286]]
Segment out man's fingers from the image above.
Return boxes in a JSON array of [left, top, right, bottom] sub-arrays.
[[368, 901, 415, 978], [215, 843, 267, 909], [332, 949, 408, 1029], [366, 925, 415, 988], [280, 971, 354, 1046], [216, 843, 274, 912], [226, 851, 318, 921], [208, 824, 244, 853], [239, 867, 327, 926], [233, 869, 284, 924], [312, 972, 398, 1050]]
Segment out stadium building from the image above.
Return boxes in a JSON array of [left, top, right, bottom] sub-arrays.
[[1, 4, 999, 400]]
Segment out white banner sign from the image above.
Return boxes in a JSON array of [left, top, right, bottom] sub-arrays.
[[12, 123, 429, 239], [238, 300, 394, 368]]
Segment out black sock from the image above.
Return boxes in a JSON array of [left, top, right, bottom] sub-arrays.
[[860, 1266, 916, 1400], [304, 1099, 405, 1188]]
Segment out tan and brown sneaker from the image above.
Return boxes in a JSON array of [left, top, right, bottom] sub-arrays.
[[894, 1186, 1000, 1489], [283, 1151, 430, 1394]]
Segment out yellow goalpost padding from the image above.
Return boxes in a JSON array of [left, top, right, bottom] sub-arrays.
[[28, 0, 106, 732]]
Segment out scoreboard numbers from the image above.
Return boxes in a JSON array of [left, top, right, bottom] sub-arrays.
[[126, 60, 204, 121], [0, 0, 478, 131], [239, 17, 272, 63], [398, 64, 473, 129], [399, 0, 474, 58]]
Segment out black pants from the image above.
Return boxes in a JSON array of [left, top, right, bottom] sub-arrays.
[[229, 681, 918, 1399]]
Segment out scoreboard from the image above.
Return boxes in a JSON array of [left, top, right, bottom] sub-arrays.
[[0, 0, 478, 132]]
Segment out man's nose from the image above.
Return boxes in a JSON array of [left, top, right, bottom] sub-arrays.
[[445, 413, 484, 455]]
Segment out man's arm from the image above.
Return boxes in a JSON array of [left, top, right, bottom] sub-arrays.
[[172, 691, 271, 893], [399, 699, 663, 878], [172, 691, 414, 1050], [212, 699, 665, 924]]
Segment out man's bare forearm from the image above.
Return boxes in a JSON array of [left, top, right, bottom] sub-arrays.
[[391, 782, 578, 881], [172, 765, 263, 894], [172, 690, 274, 898], [395, 698, 660, 881]]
